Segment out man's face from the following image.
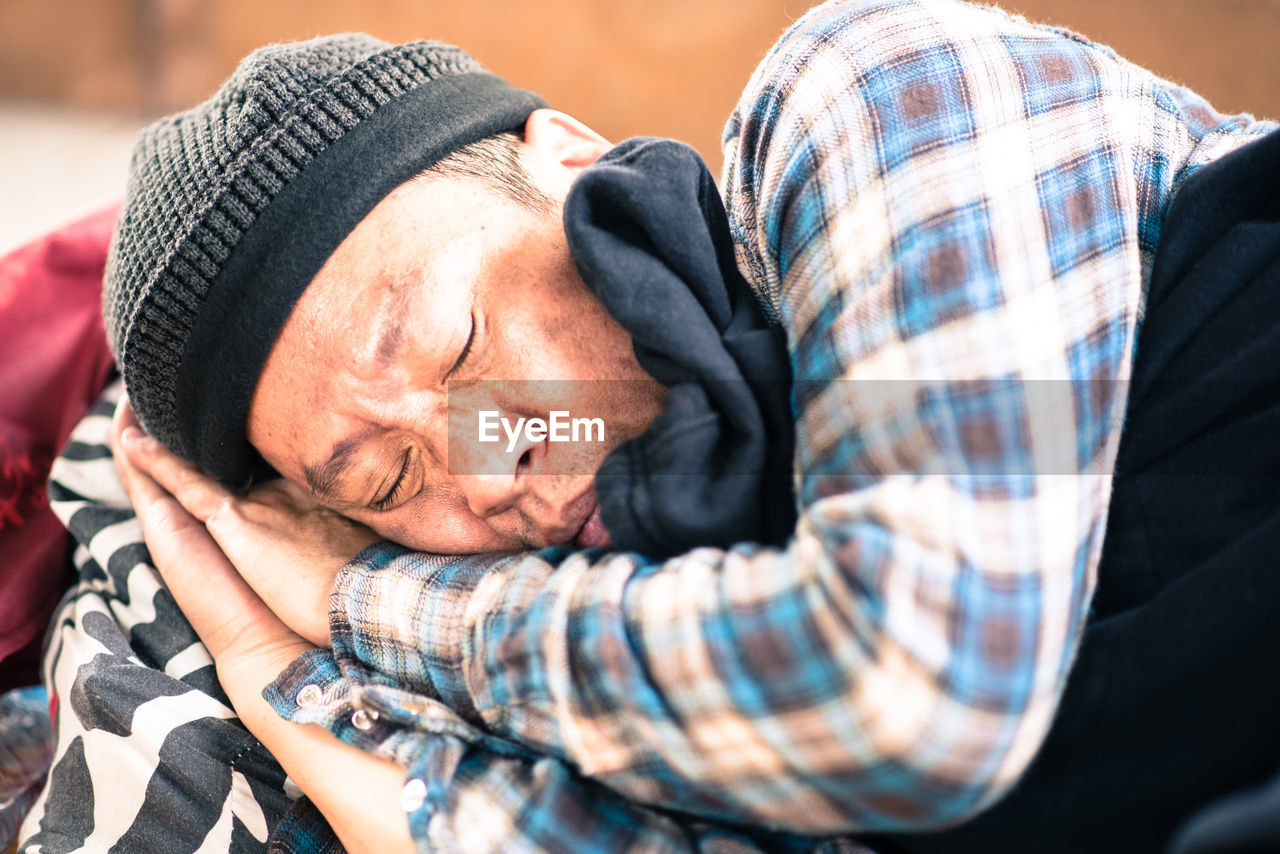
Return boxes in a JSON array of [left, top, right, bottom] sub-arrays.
[[246, 116, 666, 553]]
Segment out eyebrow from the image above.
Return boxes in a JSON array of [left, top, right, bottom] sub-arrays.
[[302, 438, 364, 502]]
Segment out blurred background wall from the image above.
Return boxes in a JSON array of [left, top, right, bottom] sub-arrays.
[[2, 0, 1278, 252]]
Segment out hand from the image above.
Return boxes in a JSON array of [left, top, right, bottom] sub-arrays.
[[111, 397, 381, 648], [110, 396, 310, 693], [110, 397, 415, 854]]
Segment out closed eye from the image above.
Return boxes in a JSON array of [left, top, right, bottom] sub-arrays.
[[446, 310, 476, 379], [370, 449, 411, 512]]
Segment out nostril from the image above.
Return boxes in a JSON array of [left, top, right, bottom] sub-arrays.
[[517, 448, 532, 473]]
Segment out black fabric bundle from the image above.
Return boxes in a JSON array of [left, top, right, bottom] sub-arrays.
[[563, 137, 797, 558], [878, 129, 1280, 854]]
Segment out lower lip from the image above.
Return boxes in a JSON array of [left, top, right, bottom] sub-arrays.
[[574, 504, 609, 549]]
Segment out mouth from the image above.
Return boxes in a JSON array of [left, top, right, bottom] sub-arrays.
[[549, 489, 610, 549], [572, 501, 609, 549]]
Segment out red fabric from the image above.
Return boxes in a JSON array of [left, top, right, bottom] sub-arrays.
[[0, 205, 119, 692]]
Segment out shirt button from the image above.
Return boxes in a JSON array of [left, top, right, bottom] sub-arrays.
[[351, 708, 379, 730], [400, 777, 428, 813], [295, 684, 323, 708]]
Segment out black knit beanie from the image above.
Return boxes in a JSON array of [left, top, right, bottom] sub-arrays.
[[103, 34, 547, 487]]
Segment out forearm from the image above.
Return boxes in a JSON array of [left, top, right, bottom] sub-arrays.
[[219, 657, 414, 854], [335, 484, 1092, 835]]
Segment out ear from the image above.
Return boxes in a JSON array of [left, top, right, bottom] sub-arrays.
[[520, 109, 612, 195]]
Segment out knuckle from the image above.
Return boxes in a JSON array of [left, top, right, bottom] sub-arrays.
[[207, 495, 242, 531]]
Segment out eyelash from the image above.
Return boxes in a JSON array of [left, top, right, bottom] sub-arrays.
[[370, 450, 411, 512], [447, 311, 477, 378], [369, 307, 473, 513]]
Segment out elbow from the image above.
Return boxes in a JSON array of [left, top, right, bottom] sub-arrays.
[[741, 698, 1042, 836], [841, 692, 1048, 832], [799, 648, 1053, 834], [868, 748, 1026, 833]]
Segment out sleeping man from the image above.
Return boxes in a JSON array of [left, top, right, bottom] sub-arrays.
[[22, 1, 1280, 852]]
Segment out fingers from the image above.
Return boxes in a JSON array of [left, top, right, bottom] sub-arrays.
[[111, 395, 241, 576], [118, 451, 246, 657], [119, 441, 213, 554], [111, 400, 192, 539], [106, 396, 345, 650], [117, 427, 232, 525], [110, 396, 302, 661], [110, 394, 139, 480]]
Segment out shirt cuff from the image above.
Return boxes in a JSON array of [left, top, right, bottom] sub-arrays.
[[398, 734, 470, 848], [262, 646, 349, 727]]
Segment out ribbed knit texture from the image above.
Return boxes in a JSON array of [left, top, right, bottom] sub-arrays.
[[102, 35, 543, 480]]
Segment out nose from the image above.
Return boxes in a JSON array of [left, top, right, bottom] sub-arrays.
[[450, 416, 540, 519], [455, 468, 524, 518]]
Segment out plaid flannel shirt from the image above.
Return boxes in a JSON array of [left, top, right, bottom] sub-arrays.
[[264, 1, 1276, 850]]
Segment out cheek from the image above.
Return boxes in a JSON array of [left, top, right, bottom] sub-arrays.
[[505, 257, 622, 377], [490, 306, 585, 382], [351, 493, 517, 555], [599, 377, 667, 443]]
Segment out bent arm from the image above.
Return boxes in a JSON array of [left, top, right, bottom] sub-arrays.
[[336, 462, 1102, 834], [325, 0, 1185, 833]]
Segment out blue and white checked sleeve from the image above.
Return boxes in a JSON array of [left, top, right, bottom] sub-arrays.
[[271, 0, 1277, 840], [266, 563, 880, 853]]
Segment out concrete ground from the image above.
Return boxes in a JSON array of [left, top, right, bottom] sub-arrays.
[[0, 100, 142, 255]]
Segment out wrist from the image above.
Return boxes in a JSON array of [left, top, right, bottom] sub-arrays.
[[216, 637, 314, 714]]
